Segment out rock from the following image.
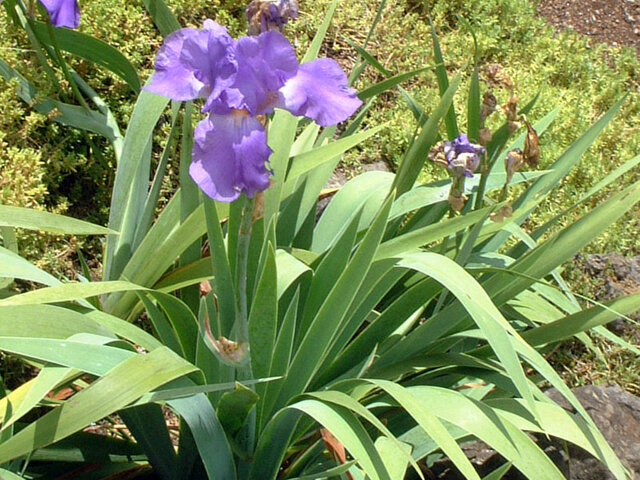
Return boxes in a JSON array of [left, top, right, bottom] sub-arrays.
[[427, 385, 640, 479], [545, 385, 640, 479], [583, 254, 640, 285], [361, 160, 392, 174], [580, 254, 640, 335]]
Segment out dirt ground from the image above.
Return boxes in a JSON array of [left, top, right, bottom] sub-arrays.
[[535, 0, 640, 55]]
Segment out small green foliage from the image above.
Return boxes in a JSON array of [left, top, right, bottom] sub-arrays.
[[295, 0, 640, 253], [2, 0, 639, 277]]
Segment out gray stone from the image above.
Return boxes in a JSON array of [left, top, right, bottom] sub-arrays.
[[545, 385, 640, 479], [427, 385, 640, 479], [580, 254, 640, 335]]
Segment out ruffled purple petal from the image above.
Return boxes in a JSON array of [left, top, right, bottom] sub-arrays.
[[279, 58, 362, 127], [444, 134, 484, 177], [40, 0, 79, 29], [190, 113, 272, 202], [186, 21, 237, 99], [444, 141, 455, 163], [205, 31, 298, 115], [452, 134, 484, 156], [146, 22, 236, 102]]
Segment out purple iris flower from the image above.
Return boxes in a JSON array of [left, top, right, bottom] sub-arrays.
[[146, 20, 362, 202], [40, 0, 80, 29], [443, 134, 485, 178], [245, 0, 299, 36]]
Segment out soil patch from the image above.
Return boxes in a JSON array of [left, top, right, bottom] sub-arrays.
[[535, 0, 640, 55]]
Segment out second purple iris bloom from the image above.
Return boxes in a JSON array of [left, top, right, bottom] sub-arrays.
[[146, 19, 362, 202]]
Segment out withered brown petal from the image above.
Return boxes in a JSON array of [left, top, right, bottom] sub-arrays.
[[523, 118, 540, 168], [480, 91, 498, 122], [490, 205, 514, 223], [479, 128, 493, 146], [486, 64, 514, 91], [502, 96, 519, 122]]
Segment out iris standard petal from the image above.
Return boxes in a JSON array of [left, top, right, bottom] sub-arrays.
[[445, 134, 484, 178], [40, 0, 79, 29], [452, 134, 484, 156], [205, 31, 298, 115], [146, 22, 236, 102], [190, 112, 272, 202], [185, 21, 237, 99], [279, 58, 362, 127]]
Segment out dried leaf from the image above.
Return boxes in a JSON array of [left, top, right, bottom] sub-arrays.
[[202, 314, 249, 366], [199, 280, 212, 296], [321, 429, 354, 480]]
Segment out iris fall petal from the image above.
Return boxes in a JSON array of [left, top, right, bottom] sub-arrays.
[[190, 113, 272, 202], [40, 0, 79, 29], [279, 58, 362, 127]]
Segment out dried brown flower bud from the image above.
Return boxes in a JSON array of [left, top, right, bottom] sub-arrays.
[[246, 0, 299, 36], [480, 91, 498, 122], [486, 64, 514, 91], [522, 118, 540, 168], [448, 193, 467, 212], [490, 205, 513, 223], [478, 128, 492, 147], [505, 149, 524, 183]]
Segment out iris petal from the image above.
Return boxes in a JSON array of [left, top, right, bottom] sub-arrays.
[[205, 31, 298, 115], [40, 0, 79, 29], [147, 19, 363, 203], [279, 58, 362, 127], [444, 134, 484, 178], [146, 22, 236, 102], [190, 113, 272, 202]]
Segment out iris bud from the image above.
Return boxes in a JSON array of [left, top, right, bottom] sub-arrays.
[[246, 0, 299, 35]]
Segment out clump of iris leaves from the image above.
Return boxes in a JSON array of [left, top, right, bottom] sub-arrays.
[[1, 0, 640, 479]]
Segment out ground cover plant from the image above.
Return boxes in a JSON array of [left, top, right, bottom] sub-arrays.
[[1, 0, 639, 264], [1, 1, 640, 479]]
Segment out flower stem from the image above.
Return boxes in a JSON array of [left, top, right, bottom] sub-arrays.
[[235, 195, 255, 347], [234, 195, 256, 475], [498, 182, 509, 203], [473, 159, 490, 210]]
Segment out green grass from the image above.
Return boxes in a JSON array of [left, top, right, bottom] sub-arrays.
[[550, 335, 640, 395]]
